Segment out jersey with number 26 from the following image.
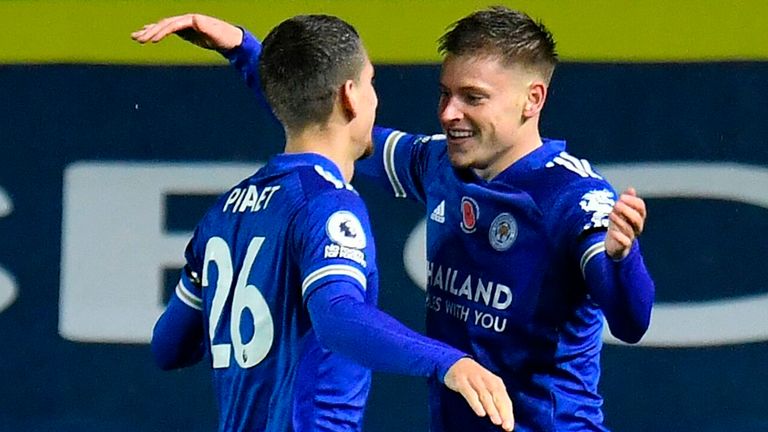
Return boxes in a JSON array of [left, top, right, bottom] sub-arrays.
[[175, 153, 378, 432]]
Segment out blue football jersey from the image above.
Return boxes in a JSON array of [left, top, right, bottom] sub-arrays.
[[175, 153, 378, 432], [359, 127, 619, 432]]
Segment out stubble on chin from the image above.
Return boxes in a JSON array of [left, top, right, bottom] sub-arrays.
[[357, 141, 374, 160], [447, 152, 470, 170], [446, 143, 470, 169]]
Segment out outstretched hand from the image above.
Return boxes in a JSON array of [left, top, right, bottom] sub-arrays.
[[444, 357, 514, 431], [131, 13, 243, 52], [605, 187, 647, 260]]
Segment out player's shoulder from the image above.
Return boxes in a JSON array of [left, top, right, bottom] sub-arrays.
[[378, 127, 448, 156], [294, 165, 372, 248], [376, 126, 447, 145], [294, 164, 365, 208], [405, 131, 448, 156], [528, 148, 617, 222], [541, 149, 612, 191], [294, 163, 357, 194]]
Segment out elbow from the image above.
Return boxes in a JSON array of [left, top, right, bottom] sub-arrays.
[[312, 319, 344, 353], [154, 359, 179, 372], [307, 291, 360, 354], [151, 326, 200, 370], [150, 335, 189, 371], [612, 327, 646, 345], [151, 338, 203, 370], [608, 281, 655, 344], [151, 341, 181, 371], [609, 309, 652, 345]]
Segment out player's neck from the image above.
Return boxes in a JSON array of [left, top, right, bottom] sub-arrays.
[[284, 125, 356, 182], [474, 123, 543, 181]]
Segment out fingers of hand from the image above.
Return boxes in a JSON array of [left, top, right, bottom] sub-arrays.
[[492, 389, 515, 431], [607, 215, 633, 249], [471, 372, 513, 429], [445, 359, 514, 428], [487, 384, 514, 431], [460, 385, 487, 418], [612, 200, 644, 236], [151, 16, 195, 42], [130, 24, 153, 39], [479, 390, 501, 426], [131, 15, 193, 43], [609, 207, 633, 236], [618, 191, 647, 221], [131, 22, 164, 43], [445, 360, 487, 417], [130, 26, 153, 42]]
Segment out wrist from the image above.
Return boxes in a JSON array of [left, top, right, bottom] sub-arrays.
[[438, 353, 471, 383], [608, 241, 640, 263]]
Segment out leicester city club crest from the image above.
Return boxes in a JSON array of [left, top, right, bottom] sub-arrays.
[[488, 213, 517, 251]]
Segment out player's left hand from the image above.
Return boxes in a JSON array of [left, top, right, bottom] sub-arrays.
[[444, 357, 515, 431], [130, 13, 243, 52], [605, 187, 646, 260]]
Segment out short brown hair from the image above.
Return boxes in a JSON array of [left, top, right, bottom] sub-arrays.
[[259, 15, 366, 131], [438, 6, 558, 83]]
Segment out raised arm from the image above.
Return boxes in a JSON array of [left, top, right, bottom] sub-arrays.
[[131, 14, 243, 52], [132, 16, 444, 199], [131, 14, 270, 114], [573, 186, 655, 343]]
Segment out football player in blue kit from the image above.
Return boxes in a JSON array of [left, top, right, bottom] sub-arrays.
[[135, 14, 514, 432], [135, 6, 655, 431]]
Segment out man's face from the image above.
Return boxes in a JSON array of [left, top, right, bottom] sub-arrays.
[[438, 54, 531, 178], [355, 57, 378, 159]]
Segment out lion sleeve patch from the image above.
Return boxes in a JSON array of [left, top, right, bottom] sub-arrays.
[[579, 189, 615, 230]]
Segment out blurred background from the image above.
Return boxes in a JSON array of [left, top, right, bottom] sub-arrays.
[[1, 1, 767, 431]]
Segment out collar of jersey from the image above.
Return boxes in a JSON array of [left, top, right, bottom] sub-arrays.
[[270, 152, 346, 181], [480, 138, 566, 184]]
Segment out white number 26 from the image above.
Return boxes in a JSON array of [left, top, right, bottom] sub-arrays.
[[203, 236, 274, 369]]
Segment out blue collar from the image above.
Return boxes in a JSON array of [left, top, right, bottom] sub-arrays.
[[479, 138, 566, 184], [268, 152, 345, 180]]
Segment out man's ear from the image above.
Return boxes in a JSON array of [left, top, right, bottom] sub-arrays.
[[339, 79, 357, 121], [523, 81, 547, 118]]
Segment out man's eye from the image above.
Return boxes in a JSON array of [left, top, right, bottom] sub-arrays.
[[466, 95, 483, 104]]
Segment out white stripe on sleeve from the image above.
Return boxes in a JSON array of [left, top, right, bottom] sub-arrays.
[[302, 264, 367, 295], [175, 281, 203, 311], [383, 131, 407, 198], [580, 241, 606, 278]]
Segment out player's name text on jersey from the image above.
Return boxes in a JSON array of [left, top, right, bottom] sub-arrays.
[[222, 185, 281, 213], [324, 244, 367, 267], [427, 261, 513, 310]]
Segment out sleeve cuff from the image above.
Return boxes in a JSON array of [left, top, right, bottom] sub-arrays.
[[222, 27, 260, 60], [436, 352, 471, 384]]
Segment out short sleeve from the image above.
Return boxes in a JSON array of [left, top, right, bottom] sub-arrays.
[[291, 189, 374, 303]]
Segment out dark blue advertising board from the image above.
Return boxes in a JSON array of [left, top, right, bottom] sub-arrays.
[[1, 62, 767, 431]]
